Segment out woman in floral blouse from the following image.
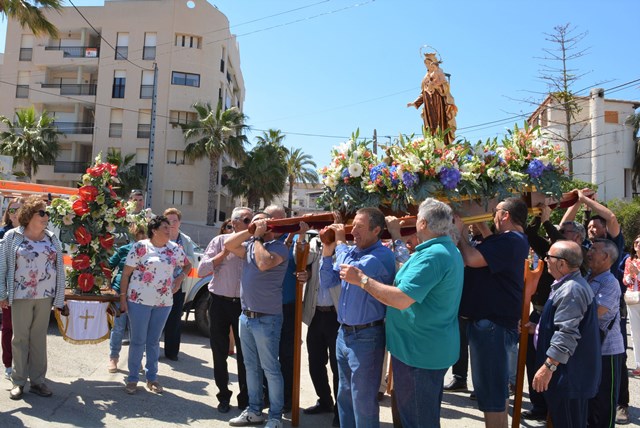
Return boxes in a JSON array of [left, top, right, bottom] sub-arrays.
[[623, 236, 640, 376], [119, 216, 191, 394], [0, 195, 66, 400]]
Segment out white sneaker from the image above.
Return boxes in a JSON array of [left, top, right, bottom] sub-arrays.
[[4, 367, 12, 379], [228, 408, 265, 426], [264, 419, 282, 428]]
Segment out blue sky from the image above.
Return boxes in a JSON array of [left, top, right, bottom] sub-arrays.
[[1, 0, 639, 171]]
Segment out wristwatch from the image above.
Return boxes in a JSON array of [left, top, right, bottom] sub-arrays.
[[544, 360, 558, 372], [360, 275, 369, 288], [255, 236, 264, 243]]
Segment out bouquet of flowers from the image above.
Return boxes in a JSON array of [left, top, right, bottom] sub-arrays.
[[49, 155, 130, 294], [318, 124, 567, 214]]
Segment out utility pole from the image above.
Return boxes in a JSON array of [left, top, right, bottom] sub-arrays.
[[145, 62, 158, 209], [373, 129, 378, 155]]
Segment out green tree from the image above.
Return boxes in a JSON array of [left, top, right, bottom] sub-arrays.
[[608, 197, 640, 248], [0, 106, 60, 180], [180, 101, 248, 225], [2, 0, 62, 38], [284, 147, 318, 216], [627, 110, 640, 194], [106, 148, 145, 198]]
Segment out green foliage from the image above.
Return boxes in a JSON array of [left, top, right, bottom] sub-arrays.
[[608, 198, 640, 251], [1, 0, 62, 38], [106, 148, 144, 198]]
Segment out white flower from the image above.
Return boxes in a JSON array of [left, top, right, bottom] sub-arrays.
[[62, 214, 75, 226], [348, 163, 363, 178], [324, 176, 337, 190]]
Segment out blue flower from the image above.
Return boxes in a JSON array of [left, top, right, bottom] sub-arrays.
[[439, 167, 461, 190], [341, 168, 350, 179], [389, 165, 400, 187], [370, 162, 388, 182], [402, 172, 419, 188], [526, 159, 545, 178]]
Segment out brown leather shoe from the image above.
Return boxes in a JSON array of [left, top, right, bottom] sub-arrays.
[[30, 383, 53, 397], [10, 385, 24, 400]]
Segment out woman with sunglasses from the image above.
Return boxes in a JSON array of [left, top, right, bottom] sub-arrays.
[[0, 197, 24, 380], [623, 236, 640, 376], [0, 195, 66, 400]]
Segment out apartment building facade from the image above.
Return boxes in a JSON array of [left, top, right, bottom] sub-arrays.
[[0, 0, 245, 224], [529, 89, 640, 201]]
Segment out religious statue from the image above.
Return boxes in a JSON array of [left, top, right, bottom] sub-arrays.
[[407, 50, 458, 144]]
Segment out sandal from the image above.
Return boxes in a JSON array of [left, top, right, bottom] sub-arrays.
[[631, 368, 640, 376], [146, 380, 163, 394], [125, 382, 137, 395]]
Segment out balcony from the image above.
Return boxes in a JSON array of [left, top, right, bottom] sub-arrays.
[[142, 46, 156, 60], [54, 161, 90, 174], [41, 83, 97, 96], [137, 124, 151, 139], [54, 122, 94, 135], [19, 48, 32, 61], [15, 85, 29, 98], [44, 46, 100, 58], [140, 85, 153, 99]]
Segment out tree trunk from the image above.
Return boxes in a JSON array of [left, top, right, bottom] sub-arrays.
[[287, 179, 294, 218], [207, 155, 218, 225], [24, 159, 32, 182]]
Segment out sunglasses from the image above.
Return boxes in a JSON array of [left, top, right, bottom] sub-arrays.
[[544, 253, 566, 261], [234, 217, 251, 224], [225, 224, 233, 230], [37, 210, 50, 218]]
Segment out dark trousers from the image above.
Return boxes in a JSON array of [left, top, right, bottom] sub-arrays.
[[280, 302, 295, 408], [618, 317, 629, 407], [588, 353, 622, 428], [547, 396, 589, 428], [525, 310, 547, 413], [209, 292, 248, 407], [164, 291, 185, 359], [306, 307, 339, 407], [1, 306, 12, 368], [451, 317, 469, 380]]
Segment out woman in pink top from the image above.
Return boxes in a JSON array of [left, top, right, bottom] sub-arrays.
[[623, 236, 640, 376]]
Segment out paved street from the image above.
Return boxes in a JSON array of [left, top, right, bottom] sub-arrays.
[[0, 315, 638, 427]]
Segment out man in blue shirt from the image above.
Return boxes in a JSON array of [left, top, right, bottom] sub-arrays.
[[320, 207, 395, 428]]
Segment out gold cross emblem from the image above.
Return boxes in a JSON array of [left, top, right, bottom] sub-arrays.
[[79, 309, 95, 330]]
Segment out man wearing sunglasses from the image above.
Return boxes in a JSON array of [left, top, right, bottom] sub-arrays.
[[198, 206, 253, 414]]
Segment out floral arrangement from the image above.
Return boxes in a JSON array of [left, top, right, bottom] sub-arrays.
[[49, 155, 133, 294], [318, 124, 567, 214]]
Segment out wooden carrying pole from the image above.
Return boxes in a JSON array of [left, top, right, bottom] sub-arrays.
[[291, 240, 310, 426], [512, 259, 544, 428]]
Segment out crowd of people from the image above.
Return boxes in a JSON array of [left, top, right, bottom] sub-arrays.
[[0, 188, 638, 428]]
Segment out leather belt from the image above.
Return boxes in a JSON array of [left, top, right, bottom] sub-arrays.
[[211, 292, 240, 303], [242, 309, 268, 319], [341, 319, 384, 332], [316, 306, 335, 313]]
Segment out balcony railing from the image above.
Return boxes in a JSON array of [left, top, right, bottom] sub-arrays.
[[54, 161, 90, 174], [44, 46, 100, 58], [140, 85, 153, 99], [41, 83, 97, 96], [19, 48, 32, 61], [53, 122, 94, 135], [137, 124, 151, 139], [15, 85, 29, 98], [142, 46, 156, 60], [109, 123, 123, 138]]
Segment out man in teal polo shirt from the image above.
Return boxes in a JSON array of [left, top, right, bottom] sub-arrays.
[[340, 198, 464, 427]]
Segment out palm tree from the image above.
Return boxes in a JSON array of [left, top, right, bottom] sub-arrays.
[[180, 101, 248, 225], [225, 144, 287, 210], [106, 148, 145, 198], [1, 0, 62, 38], [628, 110, 640, 194], [284, 147, 318, 216], [0, 106, 60, 180]]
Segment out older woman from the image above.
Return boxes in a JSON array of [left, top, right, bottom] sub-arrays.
[[1, 197, 24, 380], [623, 235, 640, 376], [0, 195, 66, 400], [119, 216, 191, 394]]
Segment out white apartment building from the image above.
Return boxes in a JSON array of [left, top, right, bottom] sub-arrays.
[[529, 89, 640, 201], [0, 0, 245, 224]]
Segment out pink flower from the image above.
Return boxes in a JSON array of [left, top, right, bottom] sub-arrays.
[[142, 271, 154, 283], [135, 246, 147, 257]]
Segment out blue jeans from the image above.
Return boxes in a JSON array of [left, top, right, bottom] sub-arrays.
[[468, 319, 514, 412], [239, 313, 283, 420], [126, 301, 171, 383], [109, 303, 128, 359], [392, 355, 447, 428], [336, 324, 385, 428], [506, 328, 518, 385]]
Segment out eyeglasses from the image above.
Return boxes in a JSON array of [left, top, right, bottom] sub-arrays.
[[225, 224, 233, 230], [7, 207, 19, 214], [37, 210, 49, 218], [492, 207, 508, 216], [233, 217, 251, 224], [545, 253, 566, 261]]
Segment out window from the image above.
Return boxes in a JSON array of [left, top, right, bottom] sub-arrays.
[[143, 32, 156, 60], [109, 109, 123, 137], [19, 35, 34, 61], [171, 71, 200, 87], [604, 111, 619, 124], [167, 150, 194, 165], [115, 32, 129, 60], [220, 46, 225, 72], [164, 190, 193, 205], [175, 34, 201, 49], [137, 109, 151, 138], [169, 110, 197, 125], [112, 70, 126, 98], [140, 70, 154, 99], [16, 71, 29, 98]]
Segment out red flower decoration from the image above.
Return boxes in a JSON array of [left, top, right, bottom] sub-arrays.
[[74, 226, 92, 246], [106, 163, 118, 176], [99, 233, 114, 250], [77, 273, 95, 292], [87, 163, 106, 177], [116, 207, 127, 218], [99, 262, 112, 280], [72, 254, 91, 271], [108, 185, 118, 198], [78, 185, 99, 202], [72, 199, 90, 216]]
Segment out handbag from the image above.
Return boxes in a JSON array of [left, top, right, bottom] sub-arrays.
[[625, 290, 640, 306]]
